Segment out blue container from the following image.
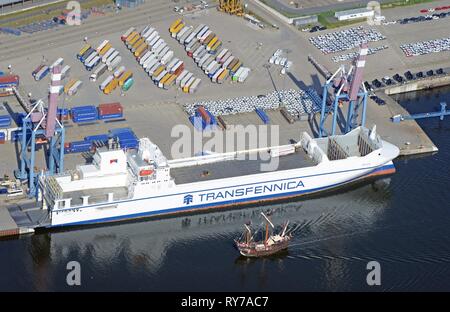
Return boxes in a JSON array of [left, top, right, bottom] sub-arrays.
[[57, 108, 69, 116], [0, 71, 4, 76], [109, 127, 134, 136], [255, 108, 269, 124], [98, 112, 123, 120], [84, 134, 109, 143], [0, 132, 5, 139], [71, 105, 97, 112]]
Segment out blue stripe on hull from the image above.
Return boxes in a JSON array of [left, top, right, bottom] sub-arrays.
[[48, 163, 395, 228]]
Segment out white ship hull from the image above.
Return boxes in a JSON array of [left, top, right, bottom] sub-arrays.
[[41, 127, 400, 228]]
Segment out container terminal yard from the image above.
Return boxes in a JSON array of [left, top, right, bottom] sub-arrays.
[[1, 0, 449, 237]]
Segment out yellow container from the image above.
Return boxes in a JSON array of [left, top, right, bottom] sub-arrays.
[[104, 78, 118, 94], [118, 71, 133, 86], [231, 61, 242, 74], [218, 69, 229, 81], [78, 44, 91, 57], [171, 23, 185, 35], [134, 43, 148, 57], [164, 74, 177, 87], [169, 18, 182, 33], [129, 35, 141, 48], [125, 31, 138, 44], [152, 66, 165, 78], [132, 37, 145, 51], [99, 43, 112, 56], [210, 40, 222, 53], [64, 79, 77, 94], [207, 37, 219, 50], [159, 73, 172, 85]]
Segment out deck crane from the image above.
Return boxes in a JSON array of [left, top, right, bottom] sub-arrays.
[[318, 43, 369, 137]]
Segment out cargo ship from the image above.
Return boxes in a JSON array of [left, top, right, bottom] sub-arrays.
[[37, 125, 399, 228]]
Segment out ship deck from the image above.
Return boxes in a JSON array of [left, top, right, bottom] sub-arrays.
[[171, 149, 316, 185], [63, 186, 130, 207]]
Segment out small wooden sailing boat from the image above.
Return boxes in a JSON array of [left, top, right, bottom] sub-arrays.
[[235, 212, 292, 257]]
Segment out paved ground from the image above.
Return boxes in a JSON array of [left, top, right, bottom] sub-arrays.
[[0, 0, 443, 180]]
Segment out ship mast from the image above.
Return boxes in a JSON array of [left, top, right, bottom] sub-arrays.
[[261, 212, 274, 245]]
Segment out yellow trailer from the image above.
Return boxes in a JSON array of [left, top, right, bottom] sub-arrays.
[[118, 71, 133, 86], [230, 61, 242, 74], [171, 23, 185, 36], [163, 74, 177, 89], [152, 65, 165, 79], [158, 73, 172, 87], [131, 37, 144, 51], [134, 43, 148, 57], [78, 44, 91, 57], [210, 40, 222, 53], [207, 37, 219, 50], [99, 43, 112, 56], [129, 36, 142, 50], [169, 18, 182, 33], [64, 79, 77, 94], [125, 31, 139, 44], [104, 78, 118, 94], [217, 68, 229, 82]]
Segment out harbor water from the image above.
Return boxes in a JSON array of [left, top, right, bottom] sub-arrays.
[[1, 86, 450, 291]]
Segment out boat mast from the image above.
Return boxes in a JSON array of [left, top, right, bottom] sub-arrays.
[[261, 212, 274, 245]]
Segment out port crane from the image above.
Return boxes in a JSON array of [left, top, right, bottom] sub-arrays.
[[16, 66, 65, 198], [318, 43, 369, 137]]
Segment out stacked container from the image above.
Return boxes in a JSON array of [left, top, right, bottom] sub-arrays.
[[71, 105, 98, 123], [0, 115, 11, 128], [98, 102, 123, 120]]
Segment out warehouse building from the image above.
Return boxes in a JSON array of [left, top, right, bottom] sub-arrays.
[[334, 8, 374, 21], [0, 0, 46, 14], [292, 15, 318, 26]]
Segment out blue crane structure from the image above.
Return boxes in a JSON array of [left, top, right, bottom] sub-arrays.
[[318, 43, 369, 137], [392, 102, 449, 123], [15, 66, 65, 198]]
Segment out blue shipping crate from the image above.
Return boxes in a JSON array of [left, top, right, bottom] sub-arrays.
[[255, 108, 269, 124], [98, 112, 123, 120], [84, 134, 109, 142]]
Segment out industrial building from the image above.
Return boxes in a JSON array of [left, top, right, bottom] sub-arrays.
[[334, 8, 374, 21]]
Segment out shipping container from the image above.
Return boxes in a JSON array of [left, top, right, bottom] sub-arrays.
[[176, 26, 190, 41], [179, 29, 192, 45], [125, 31, 139, 45], [98, 102, 122, 115], [148, 34, 160, 47], [196, 106, 210, 124], [144, 56, 158, 70], [154, 70, 168, 84], [154, 41, 167, 56], [176, 70, 189, 85], [227, 58, 239, 70], [203, 33, 216, 46], [139, 51, 153, 65], [209, 40, 222, 54], [238, 67, 250, 82], [32, 64, 45, 77], [173, 62, 184, 76], [255, 107, 269, 124], [80, 48, 95, 62], [136, 48, 150, 62], [121, 27, 135, 41], [68, 80, 82, 96], [64, 79, 77, 93], [158, 73, 172, 88], [127, 34, 141, 49], [86, 55, 101, 71], [195, 48, 208, 63], [156, 46, 170, 60], [140, 25, 151, 36], [84, 134, 109, 143], [90, 63, 107, 81], [160, 50, 174, 65], [105, 50, 120, 66], [222, 55, 235, 69], [142, 28, 155, 40], [145, 31, 159, 45], [60, 65, 71, 79], [232, 66, 244, 81], [165, 58, 178, 71], [199, 30, 212, 43], [171, 22, 185, 37], [191, 24, 206, 38], [212, 68, 225, 83], [180, 72, 193, 88], [184, 31, 197, 46], [35, 66, 50, 81], [197, 54, 210, 68], [102, 48, 116, 63], [0, 115, 11, 127], [219, 51, 232, 64], [196, 25, 209, 40], [122, 77, 134, 91], [151, 38, 164, 52], [151, 65, 165, 79], [186, 39, 199, 52], [77, 44, 91, 59], [0, 75, 19, 88], [99, 42, 112, 56], [205, 60, 218, 75], [217, 68, 228, 84], [162, 74, 176, 90], [84, 50, 98, 65], [193, 45, 205, 59], [189, 78, 201, 94], [207, 63, 221, 78], [118, 71, 133, 86], [50, 57, 64, 69], [100, 75, 114, 90], [131, 37, 145, 52], [103, 78, 118, 94], [182, 76, 196, 93], [96, 40, 109, 53], [169, 18, 182, 33], [147, 62, 161, 76], [114, 66, 126, 78], [230, 60, 242, 75], [134, 43, 148, 57], [108, 56, 122, 71], [216, 48, 228, 62]]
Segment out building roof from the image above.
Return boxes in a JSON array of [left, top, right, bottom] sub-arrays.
[[335, 7, 373, 18]]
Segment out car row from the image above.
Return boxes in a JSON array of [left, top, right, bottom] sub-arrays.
[[369, 68, 446, 89], [309, 26, 386, 54], [398, 11, 450, 25], [400, 37, 450, 57], [331, 45, 388, 63]]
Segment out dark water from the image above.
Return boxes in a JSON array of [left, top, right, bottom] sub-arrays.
[[1, 87, 450, 292]]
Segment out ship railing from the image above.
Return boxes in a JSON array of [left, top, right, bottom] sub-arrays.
[[300, 132, 328, 163]]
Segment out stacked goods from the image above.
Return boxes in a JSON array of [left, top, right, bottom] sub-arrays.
[[64, 141, 93, 154], [122, 24, 197, 91], [0, 115, 11, 128], [109, 128, 139, 149], [0, 75, 19, 88], [71, 105, 98, 123], [168, 20, 247, 84], [98, 102, 123, 120], [77, 40, 121, 72]]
